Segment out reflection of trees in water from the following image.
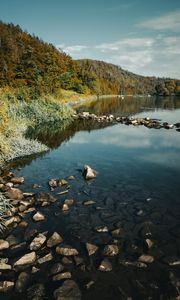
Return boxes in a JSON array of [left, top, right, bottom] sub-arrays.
[[77, 96, 180, 116]]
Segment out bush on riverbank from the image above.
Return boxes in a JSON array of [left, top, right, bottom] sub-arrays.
[[0, 88, 74, 166]]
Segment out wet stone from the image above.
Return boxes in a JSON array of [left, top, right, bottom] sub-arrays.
[[98, 259, 112, 272], [145, 238, 154, 249], [14, 252, 36, 267], [32, 211, 45, 222], [103, 244, 119, 256], [61, 257, 73, 265], [56, 245, 79, 256], [0, 239, 9, 250], [64, 199, 74, 206], [62, 203, 69, 211], [95, 226, 109, 233], [54, 280, 81, 300], [37, 252, 53, 264], [0, 281, 14, 292], [86, 242, 98, 256], [11, 177, 24, 185], [83, 165, 97, 180], [34, 192, 56, 205], [83, 200, 96, 206], [50, 263, 64, 275], [15, 271, 30, 292], [24, 229, 38, 242], [0, 262, 12, 270], [19, 221, 28, 228], [27, 283, 45, 300], [5, 187, 24, 200], [30, 233, 46, 251], [119, 260, 147, 268], [111, 228, 124, 238], [47, 232, 63, 248], [138, 254, 154, 263], [53, 272, 72, 281]]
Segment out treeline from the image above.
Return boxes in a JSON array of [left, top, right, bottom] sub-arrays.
[[0, 21, 96, 99], [77, 59, 180, 96], [0, 21, 180, 99]]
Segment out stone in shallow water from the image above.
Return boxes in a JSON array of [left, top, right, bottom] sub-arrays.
[[50, 263, 64, 275], [119, 260, 147, 268], [48, 179, 58, 188], [95, 226, 109, 233], [32, 211, 45, 222], [11, 177, 24, 185], [27, 283, 45, 300], [86, 242, 98, 256], [37, 252, 53, 264], [145, 238, 154, 249], [0, 262, 11, 270], [53, 272, 72, 281], [83, 200, 96, 206], [24, 229, 38, 242], [83, 165, 97, 180], [64, 199, 74, 206], [0, 281, 14, 292], [56, 245, 79, 256], [62, 203, 69, 211], [15, 271, 30, 292], [34, 192, 56, 205], [111, 228, 124, 238], [98, 259, 112, 272], [47, 232, 63, 248], [53, 280, 81, 300], [5, 187, 23, 200], [138, 254, 154, 263], [0, 239, 9, 250], [30, 233, 46, 251], [14, 252, 36, 267], [103, 244, 119, 256]]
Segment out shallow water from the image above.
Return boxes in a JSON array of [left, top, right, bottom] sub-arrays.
[[2, 96, 180, 299]]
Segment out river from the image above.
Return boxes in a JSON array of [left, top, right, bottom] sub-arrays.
[[2, 95, 180, 299]]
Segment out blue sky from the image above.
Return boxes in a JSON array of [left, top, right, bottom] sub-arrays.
[[1, 0, 180, 78]]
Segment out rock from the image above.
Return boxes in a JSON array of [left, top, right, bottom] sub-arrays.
[[34, 192, 56, 205], [32, 211, 45, 222], [53, 272, 71, 281], [14, 252, 36, 267], [6, 182, 13, 188], [62, 203, 69, 211], [119, 260, 147, 268], [30, 233, 46, 251], [138, 254, 154, 263], [47, 232, 63, 248], [50, 263, 64, 275], [64, 199, 74, 206], [32, 266, 39, 273], [58, 179, 68, 186], [103, 244, 119, 256], [74, 256, 84, 266], [0, 239, 9, 250], [27, 284, 45, 300], [15, 272, 30, 292], [83, 200, 96, 206], [0, 281, 14, 292], [86, 281, 95, 289], [4, 217, 16, 227], [37, 252, 53, 264], [111, 228, 124, 238], [164, 257, 180, 266], [24, 229, 38, 242], [56, 245, 79, 256], [145, 238, 153, 249], [32, 183, 41, 189], [19, 221, 28, 228], [98, 259, 112, 272], [68, 176, 75, 180], [83, 165, 97, 180], [136, 209, 144, 216], [95, 226, 108, 233], [0, 262, 12, 270], [5, 188, 23, 200], [86, 243, 98, 256], [49, 179, 58, 188], [54, 280, 81, 300], [61, 257, 73, 265], [11, 177, 24, 185]]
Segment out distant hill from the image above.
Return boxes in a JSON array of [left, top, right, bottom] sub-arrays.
[[77, 59, 180, 96], [0, 21, 180, 99]]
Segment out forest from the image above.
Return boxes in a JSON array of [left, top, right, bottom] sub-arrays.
[[0, 21, 180, 100]]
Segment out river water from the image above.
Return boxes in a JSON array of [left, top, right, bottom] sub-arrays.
[[3, 96, 180, 299]]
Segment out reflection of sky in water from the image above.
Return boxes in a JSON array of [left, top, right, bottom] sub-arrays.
[[14, 97, 180, 205], [134, 108, 180, 124]]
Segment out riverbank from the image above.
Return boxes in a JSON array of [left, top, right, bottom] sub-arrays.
[[0, 89, 75, 169]]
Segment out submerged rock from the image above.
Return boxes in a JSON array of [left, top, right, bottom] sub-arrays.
[[30, 233, 46, 251], [50, 263, 64, 275], [56, 245, 79, 256], [83, 200, 96, 206], [15, 271, 30, 292], [54, 280, 81, 300], [14, 252, 36, 267], [27, 283, 45, 300], [32, 211, 45, 222], [34, 192, 56, 206], [103, 244, 119, 256], [138, 254, 154, 263], [47, 232, 63, 248], [53, 272, 71, 281], [83, 165, 97, 180], [98, 259, 112, 272], [86, 242, 98, 256], [0, 281, 14, 292], [0, 239, 9, 250]]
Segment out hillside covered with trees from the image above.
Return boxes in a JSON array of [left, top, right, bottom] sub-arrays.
[[0, 21, 180, 99]]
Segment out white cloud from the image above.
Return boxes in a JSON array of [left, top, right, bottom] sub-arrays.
[[96, 38, 154, 52], [139, 10, 180, 32]]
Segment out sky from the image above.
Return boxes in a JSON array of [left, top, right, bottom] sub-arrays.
[[0, 0, 180, 78]]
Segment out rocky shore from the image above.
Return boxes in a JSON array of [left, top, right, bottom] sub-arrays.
[[0, 167, 180, 299]]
